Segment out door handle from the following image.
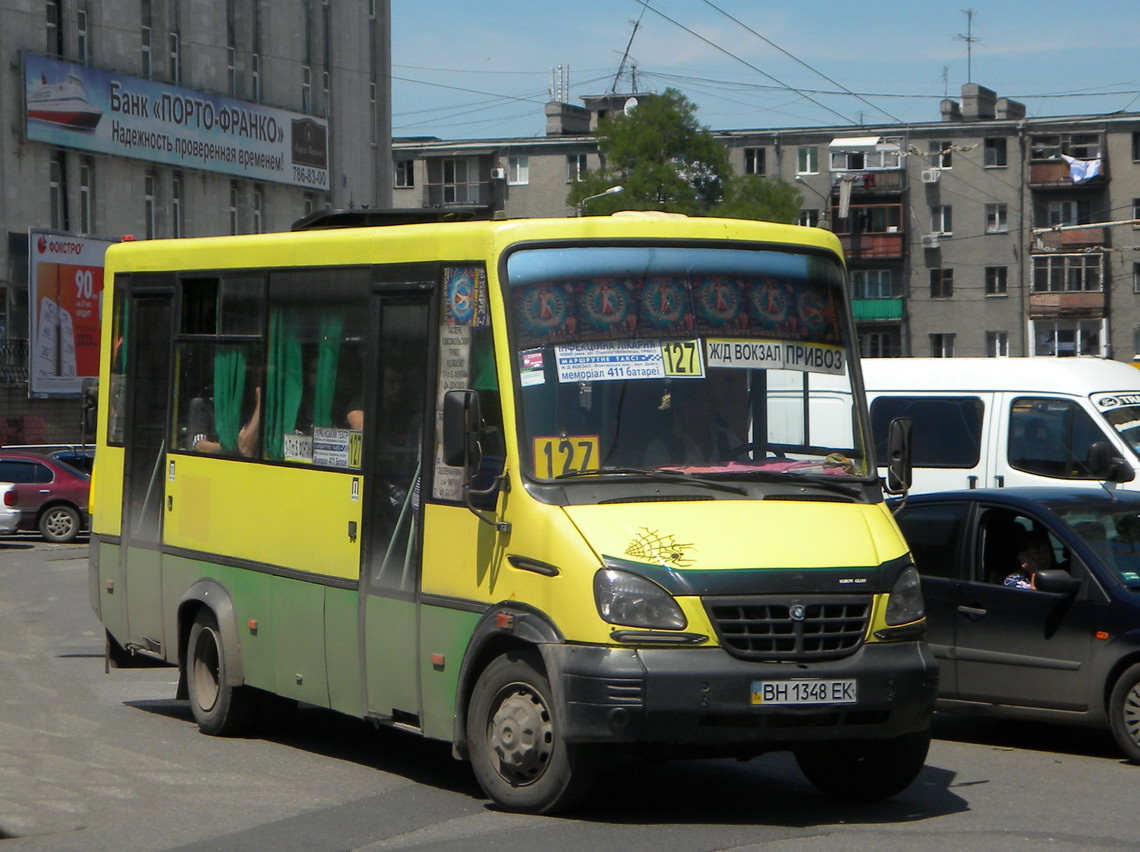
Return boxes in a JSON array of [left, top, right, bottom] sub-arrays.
[[958, 605, 987, 620]]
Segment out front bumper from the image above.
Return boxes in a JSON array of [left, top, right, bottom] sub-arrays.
[[544, 639, 938, 750]]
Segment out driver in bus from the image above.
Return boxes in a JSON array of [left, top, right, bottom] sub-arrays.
[[643, 379, 740, 468]]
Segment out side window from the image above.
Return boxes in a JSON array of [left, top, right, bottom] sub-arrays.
[[894, 502, 969, 580], [0, 461, 37, 483], [263, 269, 368, 467], [173, 274, 265, 458], [871, 396, 984, 468], [1009, 397, 1107, 479], [978, 508, 1063, 587], [107, 279, 128, 446]]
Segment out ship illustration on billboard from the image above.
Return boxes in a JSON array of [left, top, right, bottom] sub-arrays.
[[27, 71, 103, 131]]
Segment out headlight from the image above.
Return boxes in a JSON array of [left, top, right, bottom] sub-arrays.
[[594, 568, 687, 630], [885, 564, 924, 625]]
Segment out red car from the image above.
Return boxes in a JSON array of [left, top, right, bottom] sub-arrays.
[[0, 451, 90, 542]]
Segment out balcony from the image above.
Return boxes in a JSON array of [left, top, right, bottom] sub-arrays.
[[852, 298, 904, 322], [0, 340, 28, 385], [830, 170, 906, 194], [1036, 227, 1107, 250], [1028, 291, 1105, 318], [424, 181, 495, 208], [1028, 160, 1107, 189], [838, 233, 904, 260]]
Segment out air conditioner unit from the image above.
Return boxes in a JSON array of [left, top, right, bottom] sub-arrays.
[[490, 168, 506, 180], [921, 234, 940, 249], [921, 168, 941, 184]]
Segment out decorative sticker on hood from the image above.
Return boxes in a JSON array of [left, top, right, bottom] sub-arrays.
[[625, 527, 696, 568]]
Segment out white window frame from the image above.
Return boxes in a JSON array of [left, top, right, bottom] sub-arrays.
[[985, 331, 1009, 357], [78, 157, 93, 234], [171, 170, 182, 238], [144, 170, 157, 240], [797, 208, 819, 228], [851, 269, 894, 299], [1047, 199, 1089, 227], [984, 137, 1008, 167], [507, 156, 529, 185], [930, 333, 956, 358], [1032, 254, 1103, 293], [566, 154, 587, 183], [394, 159, 414, 188], [796, 146, 819, 175], [929, 141, 952, 169], [985, 203, 1008, 234], [1032, 319, 1104, 357], [985, 266, 1008, 296], [931, 205, 953, 236], [744, 147, 765, 176]]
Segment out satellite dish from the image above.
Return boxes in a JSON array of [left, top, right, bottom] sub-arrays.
[[623, 97, 639, 115]]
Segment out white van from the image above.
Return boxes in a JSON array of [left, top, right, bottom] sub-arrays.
[[862, 357, 1140, 494]]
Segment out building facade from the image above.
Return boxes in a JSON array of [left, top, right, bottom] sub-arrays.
[[394, 83, 1140, 364], [1, 0, 391, 443]]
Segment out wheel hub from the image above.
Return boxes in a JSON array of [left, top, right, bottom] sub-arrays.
[[489, 686, 553, 783], [1125, 682, 1140, 743]]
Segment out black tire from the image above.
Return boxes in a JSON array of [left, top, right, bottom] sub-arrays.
[[39, 504, 80, 543], [1109, 662, 1140, 763], [795, 727, 931, 801], [186, 610, 258, 737], [466, 650, 599, 814]]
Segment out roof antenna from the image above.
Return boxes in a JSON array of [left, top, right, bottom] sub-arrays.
[[610, 7, 646, 93], [954, 8, 980, 83]]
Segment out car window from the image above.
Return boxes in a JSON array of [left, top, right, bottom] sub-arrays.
[[977, 508, 1067, 587], [894, 502, 969, 579], [1009, 397, 1107, 479], [872, 396, 984, 468], [0, 461, 41, 484]]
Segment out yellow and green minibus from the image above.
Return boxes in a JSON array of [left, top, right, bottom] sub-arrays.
[[89, 210, 937, 813]]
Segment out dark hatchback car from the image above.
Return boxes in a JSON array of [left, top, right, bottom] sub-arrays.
[[893, 487, 1140, 762], [0, 451, 90, 542]]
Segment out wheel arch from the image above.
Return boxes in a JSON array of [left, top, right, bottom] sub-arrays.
[[176, 579, 245, 689], [1103, 644, 1140, 713], [451, 602, 564, 761], [35, 499, 83, 528]]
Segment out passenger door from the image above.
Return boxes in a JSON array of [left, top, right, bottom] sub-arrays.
[[953, 505, 1094, 710], [870, 393, 992, 492]]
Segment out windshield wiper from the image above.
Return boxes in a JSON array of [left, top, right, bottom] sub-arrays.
[[710, 467, 866, 500], [555, 466, 747, 495]]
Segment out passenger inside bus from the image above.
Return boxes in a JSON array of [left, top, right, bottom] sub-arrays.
[[643, 379, 741, 468], [188, 385, 261, 458]]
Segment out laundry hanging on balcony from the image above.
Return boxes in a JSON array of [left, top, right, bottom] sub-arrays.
[[1061, 154, 1102, 183]]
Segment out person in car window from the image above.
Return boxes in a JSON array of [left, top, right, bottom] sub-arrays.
[[1004, 527, 1054, 590]]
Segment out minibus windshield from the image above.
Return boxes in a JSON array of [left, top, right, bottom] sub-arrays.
[[1099, 402, 1140, 458], [504, 245, 870, 486]]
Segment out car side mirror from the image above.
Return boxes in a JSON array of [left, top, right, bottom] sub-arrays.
[[1035, 568, 1081, 596], [442, 389, 481, 470], [884, 416, 913, 495], [1087, 440, 1135, 483]]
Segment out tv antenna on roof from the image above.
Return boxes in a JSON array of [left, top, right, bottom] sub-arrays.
[[610, 6, 646, 93], [955, 8, 980, 83]]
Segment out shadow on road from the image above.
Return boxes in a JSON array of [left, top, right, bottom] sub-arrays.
[[932, 711, 1121, 761]]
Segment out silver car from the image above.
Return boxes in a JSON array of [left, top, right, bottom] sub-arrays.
[[0, 482, 19, 534]]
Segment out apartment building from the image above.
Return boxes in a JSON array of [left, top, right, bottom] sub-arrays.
[[1, 0, 391, 443], [394, 83, 1140, 363]]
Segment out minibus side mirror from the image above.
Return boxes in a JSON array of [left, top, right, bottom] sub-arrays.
[[442, 389, 481, 469], [884, 417, 913, 495], [80, 377, 99, 439], [1087, 440, 1135, 484]]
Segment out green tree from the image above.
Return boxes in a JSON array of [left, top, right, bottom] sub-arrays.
[[567, 88, 802, 223]]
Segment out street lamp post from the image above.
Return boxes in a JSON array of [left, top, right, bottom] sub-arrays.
[[577, 185, 624, 217]]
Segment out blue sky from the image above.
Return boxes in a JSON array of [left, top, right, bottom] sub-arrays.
[[391, 1, 1140, 139]]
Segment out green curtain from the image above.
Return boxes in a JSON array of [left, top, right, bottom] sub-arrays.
[[265, 307, 303, 459], [212, 348, 247, 453], [312, 311, 344, 428]]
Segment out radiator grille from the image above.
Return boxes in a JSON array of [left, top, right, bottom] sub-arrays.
[[704, 595, 871, 662]]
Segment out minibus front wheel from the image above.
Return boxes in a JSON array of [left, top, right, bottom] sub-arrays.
[[466, 649, 600, 814], [794, 726, 930, 800]]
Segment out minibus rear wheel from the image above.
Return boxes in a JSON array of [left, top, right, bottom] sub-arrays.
[[1108, 662, 1140, 762], [466, 650, 599, 814], [794, 726, 930, 800], [186, 609, 258, 737]]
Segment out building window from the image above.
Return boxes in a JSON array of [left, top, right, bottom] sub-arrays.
[[226, 0, 237, 93], [931, 205, 953, 236], [79, 157, 93, 234], [144, 170, 156, 239], [171, 170, 183, 238], [929, 141, 952, 169], [167, 0, 181, 84], [251, 53, 261, 102], [797, 209, 819, 228], [1134, 263, 1140, 295], [930, 268, 953, 299], [1133, 132, 1140, 162], [744, 148, 766, 176], [369, 82, 377, 145], [930, 333, 955, 358], [394, 159, 414, 188], [303, 192, 316, 217], [985, 203, 1008, 234], [830, 143, 901, 172], [426, 158, 481, 205], [252, 185, 263, 234], [796, 146, 819, 175], [1033, 254, 1102, 292], [986, 331, 1009, 357], [984, 137, 1008, 167], [507, 156, 529, 185], [985, 266, 1008, 296], [1134, 198, 1140, 227], [567, 154, 588, 183], [47, 0, 63, 57], [251, 0, 262, 102], [859, 330, 901, 358], [1033, 319, 1102, 357], [141, 0, 153, 77], [851, 269, 895, 299], [228, 180, 239, 234], [77, 2, 90, 63], [1047, 199, 1090, 226], [1030, 133, 1103, 161], [49, 150, 69, 231], [302, 66, 312, 113]]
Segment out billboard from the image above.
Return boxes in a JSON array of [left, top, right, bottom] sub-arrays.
[[23, 53, 329, 191], [28, 230, 115, 397]]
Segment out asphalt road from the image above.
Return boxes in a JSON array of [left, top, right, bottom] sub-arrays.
[[2, 533, 1138, 851]]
